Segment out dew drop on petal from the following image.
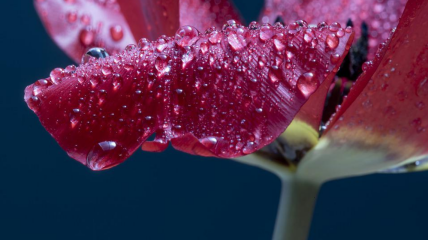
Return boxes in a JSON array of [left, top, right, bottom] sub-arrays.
[[175, 25, 200, 47], [110, 25, 124, 42], [86, 141, 124, 171], [66, 11, 77, 23], [325, 34, 339, 49], [259, 24, 274, 41], [296, 72, 318, 97], [79, 28, 95, 46], [200, 136, 218, 148]]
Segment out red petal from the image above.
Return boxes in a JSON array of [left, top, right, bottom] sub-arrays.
[[116, 0, 179, 40], [179, 0, 244, 30], [260, 0, 407, 59], [25, 23, 353, 170], [325, 0, 428, 162], [34, 0, 137, 63]]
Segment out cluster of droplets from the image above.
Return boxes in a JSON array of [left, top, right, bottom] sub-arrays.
[[259, 0, 406, 59], [27, 19, 352, 168]]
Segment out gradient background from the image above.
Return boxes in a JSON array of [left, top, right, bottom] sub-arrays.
[[1, 0, 428, 239]]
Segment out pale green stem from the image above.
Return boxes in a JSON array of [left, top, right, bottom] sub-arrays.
[[272, 177, 321, 240], [234, 155, 322, 240]]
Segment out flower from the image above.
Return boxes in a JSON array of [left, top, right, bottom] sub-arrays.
[[26, 0, 427, 184]]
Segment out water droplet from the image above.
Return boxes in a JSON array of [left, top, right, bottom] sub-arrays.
[[200, 42, 209, 54], [325, 34, 339, 49], [112, 74, 122, 91], [155, 54, 171, 74], [223, 19, 237, 30], [362, 61, 373, 71], [182, 51, 194, 69], [86, 141, 125, 171], [330, 53, 341, 63], [81, 47, 109, 64], [242, 141, 255, 154], [256, 108, 263, 113], [138, 38, 151, 50], [416, 78, 428, 97], [259, 24, 274, 41], [209, 31, 222, 44], [50, 68, 64, 84], [200, 136, 218, 148], [175, 25, 200, 47], [176, 89, 183, 94], [110, 25, 124, 41], [303, 29, 314, 43], [80, 14, 91, 25], [249, 21, 260, 30], [125, 44, 137, 51], [155, 38, 168, 52], [415, 101, 425, 110], [66, 11, 77, 23], [101, 65, 112, 76], [228, 33, 246, 51], [329, 22, 341, 32], [33, 79, 52, 96], [296, 72, 318, 97], [28, 95, 41, 111], [79, 28, 95, 46]]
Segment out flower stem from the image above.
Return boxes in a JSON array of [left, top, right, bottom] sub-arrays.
[[272, 176, 321, 240]]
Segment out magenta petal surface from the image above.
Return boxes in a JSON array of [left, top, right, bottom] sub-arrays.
[[25, 23, 353, 170]]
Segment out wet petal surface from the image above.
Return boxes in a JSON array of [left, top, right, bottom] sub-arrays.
[[260, 0, 407, 59], [25, 22, 353, 170]]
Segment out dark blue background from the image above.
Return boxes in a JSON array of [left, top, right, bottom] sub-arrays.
[[1, 0, 428, 239]]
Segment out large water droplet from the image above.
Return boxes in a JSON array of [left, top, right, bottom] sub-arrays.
[[33, 79, 52, 96], [175, 25, 200, 47], [259, 24, 274, 42], [50, 68, 64, 84], [86, 141, 125, 171], [200, 136, 218, 148], [325, 34, 339, 49], [296, 72, 318, 97], [81, 47, 109, 64]]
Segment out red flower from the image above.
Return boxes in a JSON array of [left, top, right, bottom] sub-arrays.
[[26, 0, 428, 178]]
